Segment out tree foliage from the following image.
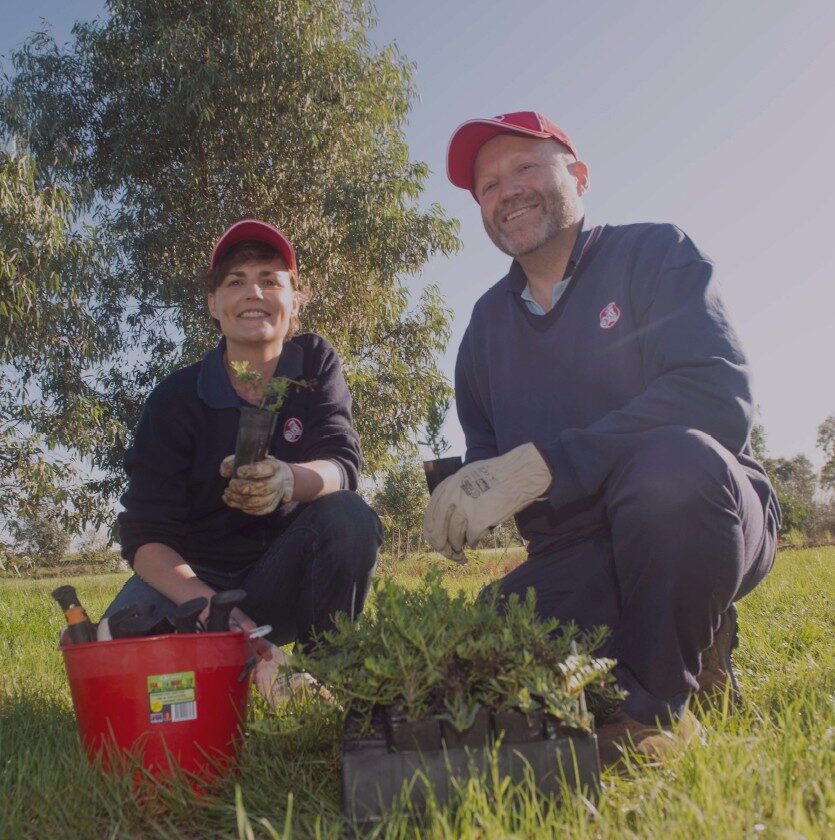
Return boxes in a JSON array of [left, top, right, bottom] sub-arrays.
[[1, 0, 459, 522], [0, 145, 119, 531], [817, 415, 835, 492], [372, 451, 428, 534]]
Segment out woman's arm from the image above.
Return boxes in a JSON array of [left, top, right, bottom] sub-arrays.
[[133, 542, 256, 632]]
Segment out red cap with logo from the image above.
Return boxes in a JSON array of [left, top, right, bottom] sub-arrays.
[[210, 219, 298, 273], [447, 111, 577, 198]]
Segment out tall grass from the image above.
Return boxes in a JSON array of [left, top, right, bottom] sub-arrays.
[[1, 549, 832, 838]]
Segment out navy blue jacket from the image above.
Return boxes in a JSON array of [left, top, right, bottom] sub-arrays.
[[118, 333, 361, 573], [455, 222, 780, 556]]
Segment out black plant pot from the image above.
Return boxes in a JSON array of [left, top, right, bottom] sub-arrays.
[[422, 456, 463, 493], [341, 704, 600, 830], [233, 406, 278, 475]]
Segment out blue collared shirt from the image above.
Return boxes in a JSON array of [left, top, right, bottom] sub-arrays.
[[521, 277, 571, 315]]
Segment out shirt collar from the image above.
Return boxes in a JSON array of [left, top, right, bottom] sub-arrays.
[[197, 336, 305, 409], [505, 217, 595, 294]]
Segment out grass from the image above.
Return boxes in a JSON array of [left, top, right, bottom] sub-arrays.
[[1, 548, 833, 838]]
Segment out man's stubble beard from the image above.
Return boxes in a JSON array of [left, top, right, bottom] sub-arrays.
[[483, 189, 578, 259]]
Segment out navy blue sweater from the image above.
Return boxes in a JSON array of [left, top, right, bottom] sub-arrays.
[[455, 222, 779, 555], [118, 333, 361, 573]]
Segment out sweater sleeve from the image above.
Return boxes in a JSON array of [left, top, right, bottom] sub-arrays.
[[539, 255, 754, 510], [117, 387, 194, 565], [296, 341, 362, 489], [455, 326, 500, 463]]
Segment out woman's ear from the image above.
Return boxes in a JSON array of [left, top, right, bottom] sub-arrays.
[[207, 292, 217, 320]]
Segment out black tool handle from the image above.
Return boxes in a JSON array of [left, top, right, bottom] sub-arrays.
[[111, 615, 161, 639], [207, 589, 246, 632], [173, 597, 208, 633], [52, 585, 97, 643]]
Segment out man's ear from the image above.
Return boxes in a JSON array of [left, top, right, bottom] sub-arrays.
[[569, 160, 590, 196]]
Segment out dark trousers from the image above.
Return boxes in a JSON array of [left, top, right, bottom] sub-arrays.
[[497, 427, 777, 724], [104, 491, 382, 646]]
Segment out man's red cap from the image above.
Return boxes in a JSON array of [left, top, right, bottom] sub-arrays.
[[447, 111, 577, 197], [210, 219, 298, 273]]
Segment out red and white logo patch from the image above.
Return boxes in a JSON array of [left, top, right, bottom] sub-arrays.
[[283, 417, 303, 443], [599, 301, 621, 329]]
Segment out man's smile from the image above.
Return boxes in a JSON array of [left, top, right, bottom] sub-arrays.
[[501, 203, 539, 224]]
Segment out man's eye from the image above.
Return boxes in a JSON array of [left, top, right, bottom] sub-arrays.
[[481, 182, 496, 196]]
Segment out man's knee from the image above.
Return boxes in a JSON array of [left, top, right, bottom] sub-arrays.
[[611, 426, 735, 521]]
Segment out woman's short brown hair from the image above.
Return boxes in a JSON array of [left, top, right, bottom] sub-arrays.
[[200, 240, 309, 337]]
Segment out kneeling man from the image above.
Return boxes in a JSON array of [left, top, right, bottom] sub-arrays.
[[424, 111, 780, 762]]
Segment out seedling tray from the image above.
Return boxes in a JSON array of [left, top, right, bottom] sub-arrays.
[[341, 704, 599, 828]]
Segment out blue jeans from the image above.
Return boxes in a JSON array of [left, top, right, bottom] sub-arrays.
[[496, 427, 778, 724], [104, 491, 382, 646]]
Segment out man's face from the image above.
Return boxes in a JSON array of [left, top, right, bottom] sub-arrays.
[[473, 134, 588, 258]]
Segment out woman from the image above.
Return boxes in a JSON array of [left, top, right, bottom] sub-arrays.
[[105, 219, 381, 702]]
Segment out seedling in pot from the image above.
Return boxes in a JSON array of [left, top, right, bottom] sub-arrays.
[[228, 361, 309, 473]]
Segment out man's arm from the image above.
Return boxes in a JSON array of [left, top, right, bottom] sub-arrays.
[[455, 326, 499, 462], [540, 255, 753, 510]]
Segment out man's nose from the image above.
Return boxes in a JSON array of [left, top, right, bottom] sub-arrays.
[[497, 175, 524, 202]]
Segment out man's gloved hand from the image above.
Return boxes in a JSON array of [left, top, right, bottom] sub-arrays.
[[220, 455, 294, 515], [423, 443, 553, 562]]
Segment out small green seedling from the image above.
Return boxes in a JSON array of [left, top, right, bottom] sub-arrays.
[[229, 360, 308, 412]]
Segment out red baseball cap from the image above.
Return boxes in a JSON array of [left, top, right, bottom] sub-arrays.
[[447, 111, 578, 197], [210, 219, 298, 273]]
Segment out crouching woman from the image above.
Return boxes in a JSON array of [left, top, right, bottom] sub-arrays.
[[104, 219, 382, 699]]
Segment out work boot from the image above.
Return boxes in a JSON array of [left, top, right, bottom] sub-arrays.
[[696, 603, 741, 704], [596, 708, 702, 768]]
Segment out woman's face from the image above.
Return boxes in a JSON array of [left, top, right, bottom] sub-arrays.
[[207, 257, 300, 354]]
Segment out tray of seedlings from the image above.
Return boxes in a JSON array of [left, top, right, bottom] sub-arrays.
[[294, 570, 619, 830]]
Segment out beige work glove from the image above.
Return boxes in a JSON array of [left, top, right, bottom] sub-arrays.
[[423, 443, 552, 562], [220, 455, 294, 515]]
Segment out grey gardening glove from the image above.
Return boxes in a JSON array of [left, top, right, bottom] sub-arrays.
[[220, 455, 294, 515], [423, 443, 553, 562]]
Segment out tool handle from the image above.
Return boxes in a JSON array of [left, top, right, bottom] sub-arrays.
[[207, 589, 247, 632], [173, 597, 208, 633]]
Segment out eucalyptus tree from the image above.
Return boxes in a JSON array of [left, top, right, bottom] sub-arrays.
[[2, 0, 459, 503], [0, 145, 119, 531]]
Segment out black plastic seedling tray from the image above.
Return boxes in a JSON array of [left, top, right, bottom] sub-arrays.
[[341, 704, 600, 828]]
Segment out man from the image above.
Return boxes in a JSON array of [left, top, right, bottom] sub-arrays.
[[423, 111, 780, 762]]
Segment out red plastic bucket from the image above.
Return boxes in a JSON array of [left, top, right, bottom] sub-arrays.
[[60, 630, 252, 784]]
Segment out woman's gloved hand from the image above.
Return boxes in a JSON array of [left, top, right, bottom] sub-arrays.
[[220, 455, 294, 515]]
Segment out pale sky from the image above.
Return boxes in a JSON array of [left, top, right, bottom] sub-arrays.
[[3, 0, 834, 468]]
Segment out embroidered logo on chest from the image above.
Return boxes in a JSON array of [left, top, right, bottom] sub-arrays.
[[283, 417, 303, 443], [599, 301, 621, 329]]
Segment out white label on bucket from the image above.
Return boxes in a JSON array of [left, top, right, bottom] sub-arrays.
[[147, 671, 197, 724]]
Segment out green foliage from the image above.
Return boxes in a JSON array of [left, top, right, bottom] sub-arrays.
[[228, 361, 308, 413], [763, 453, 817, 533], [1, 0, 460, 502], [295, 568, 617, 733], [10, 506, 70, 565], [1, 548, 834, 837], [372, 452, 429, 533], [418, 382, 452, 458], [0, 145, 119, 534], [817, 415, 835, 492]]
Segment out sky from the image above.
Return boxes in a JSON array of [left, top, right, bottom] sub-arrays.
[[2, 0, 834, 468]]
